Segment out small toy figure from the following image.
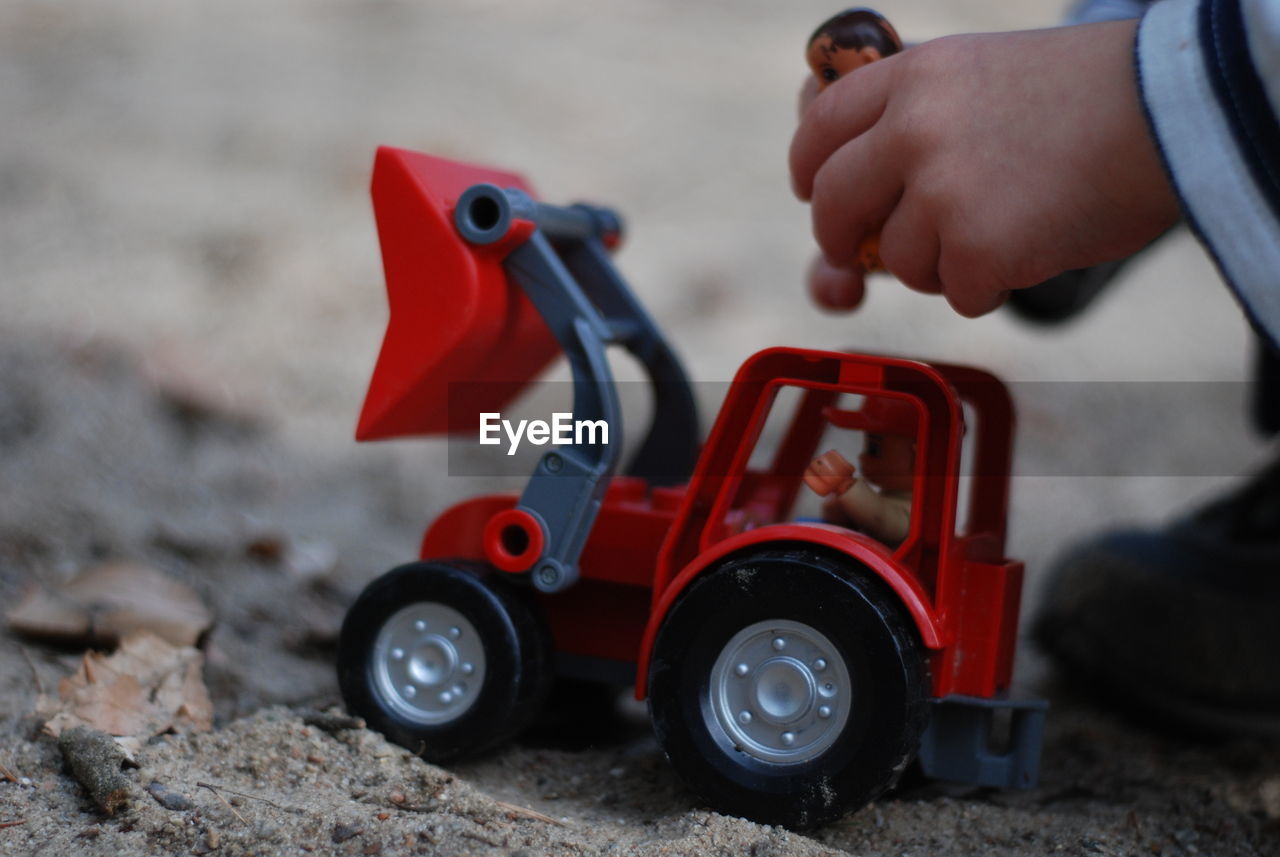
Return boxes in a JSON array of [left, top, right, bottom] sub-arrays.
[[805, 7, 902, 91], [803, 397, 916, 546], [805, 9, 902, 273]]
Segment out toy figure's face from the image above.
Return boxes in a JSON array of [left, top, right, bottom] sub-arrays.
[[859, 432, 915, 493], [806, 35, 884, 91]]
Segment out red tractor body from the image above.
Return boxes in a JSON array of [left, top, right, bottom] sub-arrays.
[[338, 148, 1044, 829]]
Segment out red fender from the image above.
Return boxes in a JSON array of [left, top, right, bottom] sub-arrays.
[[633, 523, 949, 699]]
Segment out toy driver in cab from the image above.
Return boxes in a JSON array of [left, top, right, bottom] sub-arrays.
[[804, 397, 917, 546]]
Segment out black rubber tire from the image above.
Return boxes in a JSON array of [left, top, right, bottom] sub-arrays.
[[337, 560, 552, 762], [647, 548, 929, 829]]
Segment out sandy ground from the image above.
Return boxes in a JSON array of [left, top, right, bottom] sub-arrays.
[[2, 0, 1279, 854]]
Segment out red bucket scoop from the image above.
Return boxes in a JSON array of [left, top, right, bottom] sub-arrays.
[[356, 147, 560, 441]]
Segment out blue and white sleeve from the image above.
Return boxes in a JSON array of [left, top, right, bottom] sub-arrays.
[[1137, 0, 1280, 346]]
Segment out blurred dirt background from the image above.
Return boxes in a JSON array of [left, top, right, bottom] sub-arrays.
[[2, 0, 1278, 854]]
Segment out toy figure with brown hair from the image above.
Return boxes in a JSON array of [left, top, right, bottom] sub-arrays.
[[805, 7, 902, 90], [804, 8, 902, 272]]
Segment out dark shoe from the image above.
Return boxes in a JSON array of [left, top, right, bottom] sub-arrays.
[[1034, 458, 1280, 736], [1006, 223, 1175, 326], [1006, 261, 1128, 325]]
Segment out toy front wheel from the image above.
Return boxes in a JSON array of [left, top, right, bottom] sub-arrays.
[[648, 549, 929, 829], [337, 560, 551, 761]]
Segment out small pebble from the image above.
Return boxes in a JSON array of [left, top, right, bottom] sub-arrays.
[[146, 781, 195, 811], [193, 828, 221, 855], [332, 823, 363, 843]]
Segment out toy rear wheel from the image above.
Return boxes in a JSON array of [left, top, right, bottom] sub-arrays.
[[647, 548, 928, 829], [337, 560, 551, 761]]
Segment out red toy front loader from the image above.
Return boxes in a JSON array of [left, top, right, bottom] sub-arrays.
[[337, 148, 1045, 829]]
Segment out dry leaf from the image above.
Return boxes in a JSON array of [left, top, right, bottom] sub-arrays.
[[39, 631, 213, 739], [4, 588, 88, 638], [8, 561, 213, 647], [141, 343, 260, 428]]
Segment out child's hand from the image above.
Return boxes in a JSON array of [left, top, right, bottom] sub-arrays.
[[790, 20, 1180, 317]]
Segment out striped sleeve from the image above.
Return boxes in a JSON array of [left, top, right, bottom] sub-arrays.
[[1136, 0, 1280, 346]]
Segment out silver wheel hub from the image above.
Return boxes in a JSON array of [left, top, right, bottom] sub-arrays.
[[708, 619, 851, 764], [372, 603, 485, 725]]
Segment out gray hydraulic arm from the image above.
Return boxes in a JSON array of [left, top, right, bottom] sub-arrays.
[[454, 183, 699, 593]]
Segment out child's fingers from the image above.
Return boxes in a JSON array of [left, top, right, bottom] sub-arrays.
[[878, 192, 942, 294], [808, 256, 866, 312], [809, 129, 902, 268], [789, 61, 893, 200], [937, 243, 1009, 317], [946, 286, 1009, 318]]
